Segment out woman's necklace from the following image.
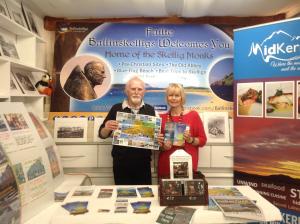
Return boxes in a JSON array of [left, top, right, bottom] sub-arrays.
[[167, 109, 184, 123]]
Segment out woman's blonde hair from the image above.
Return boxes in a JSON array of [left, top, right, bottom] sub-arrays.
[[166, 83, 186, 105]]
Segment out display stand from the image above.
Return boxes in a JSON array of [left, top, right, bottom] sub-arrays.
[[159, 172, 208, 206]]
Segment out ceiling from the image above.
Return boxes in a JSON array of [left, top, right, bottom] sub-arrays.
[[26, 0, 300, 19]]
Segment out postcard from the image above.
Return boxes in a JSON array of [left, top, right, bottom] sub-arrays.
[[137, 187, 154, 197], [61, 201, 89, 215], [130, 201, 151, 214], [98, 188, 113, 198], [116, 187, 137, 197], [112, 112, 161, 150]]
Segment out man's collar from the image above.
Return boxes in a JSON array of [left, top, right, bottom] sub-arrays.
[[122, 99, 145, 110]]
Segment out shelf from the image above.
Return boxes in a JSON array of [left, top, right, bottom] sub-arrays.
[[0, 13, 45, 42], [0, 56, 47, 72], [11, 94, 46, 98], [0, 95, 9, 99]]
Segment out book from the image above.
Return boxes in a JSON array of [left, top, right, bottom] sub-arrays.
[[156, 206, 196, 224], [164, 122, 187, 147], [212, 196, 265, 221]]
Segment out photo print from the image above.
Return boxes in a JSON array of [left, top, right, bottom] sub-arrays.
[[12, 68, 39, 95], [203, 112, 230, 143], [6, 0, 27, 28], [0, 34, 19, 59], [0, 0, 10, 18], [54, 117, 88, 142], [10, 72, 23, 95], [29, 112, 48, 139], [21, 3, 39, 35], [173, 161, 189, 179], [265, 81, 294, 119], [25, 157, 46, 181], [3, 113, 29, 131], [237, 82, 263, 117], [0, 116, 8, 132], [45, 146, 60, 178]]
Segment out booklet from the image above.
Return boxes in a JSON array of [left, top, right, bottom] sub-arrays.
[[113, 112, 161, 150], [212, 196, 265, 221], [156, 206, 196, 224], [164, 122, 187, 147]]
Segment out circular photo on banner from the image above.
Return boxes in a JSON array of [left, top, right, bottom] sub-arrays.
[[60, 55, 112, 101], [208, 57, 233, 102]]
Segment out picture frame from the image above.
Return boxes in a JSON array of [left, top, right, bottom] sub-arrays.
[[237, 82, 263, 117], [6, 0, 27, 28], [54, 117, 88, 142], [12, 67, 39, 95], [0, 0, 10, 18], [21, 3, 39, 35], [265, 81, 294, 119], [0, 33, 19, 59], [10, 72, 24, 95], [203, 111, 230, 143]]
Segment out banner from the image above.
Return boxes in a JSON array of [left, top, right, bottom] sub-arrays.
[[51, 23, 234, 117], [234, 17, 300, 223]]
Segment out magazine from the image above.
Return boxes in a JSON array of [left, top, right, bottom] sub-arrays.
[[164, 122, 187, 146], [156, 206, 196, 224], [212, 196, 265, 221], [112, 112, 161, 150]]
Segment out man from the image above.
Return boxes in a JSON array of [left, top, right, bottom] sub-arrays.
[[99, 76, 155, 185], [64, 61, 106, 100]]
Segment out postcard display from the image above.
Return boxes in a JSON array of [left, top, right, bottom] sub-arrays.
[[234, 17, 300, 221], [159, 150, 208, 206], [0, 102, 63, 222]]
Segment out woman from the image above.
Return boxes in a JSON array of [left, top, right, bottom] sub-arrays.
[[158, 83, 207, 178]]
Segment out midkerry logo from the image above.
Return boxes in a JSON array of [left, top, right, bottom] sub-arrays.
[[248, 30, 300, 63]]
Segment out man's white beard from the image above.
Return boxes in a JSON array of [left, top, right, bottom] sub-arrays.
[[130, 96, 142, 106]]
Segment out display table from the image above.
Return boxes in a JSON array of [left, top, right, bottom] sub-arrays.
[[49, 185, 282, 224], [25, 174, 87, 224]]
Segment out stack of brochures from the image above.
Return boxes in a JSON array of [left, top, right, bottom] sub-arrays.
[[209, 187, 265, 221]]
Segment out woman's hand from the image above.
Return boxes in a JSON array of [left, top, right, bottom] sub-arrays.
[[184, 130, 192, 143], [157, 133, 172, 151]]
